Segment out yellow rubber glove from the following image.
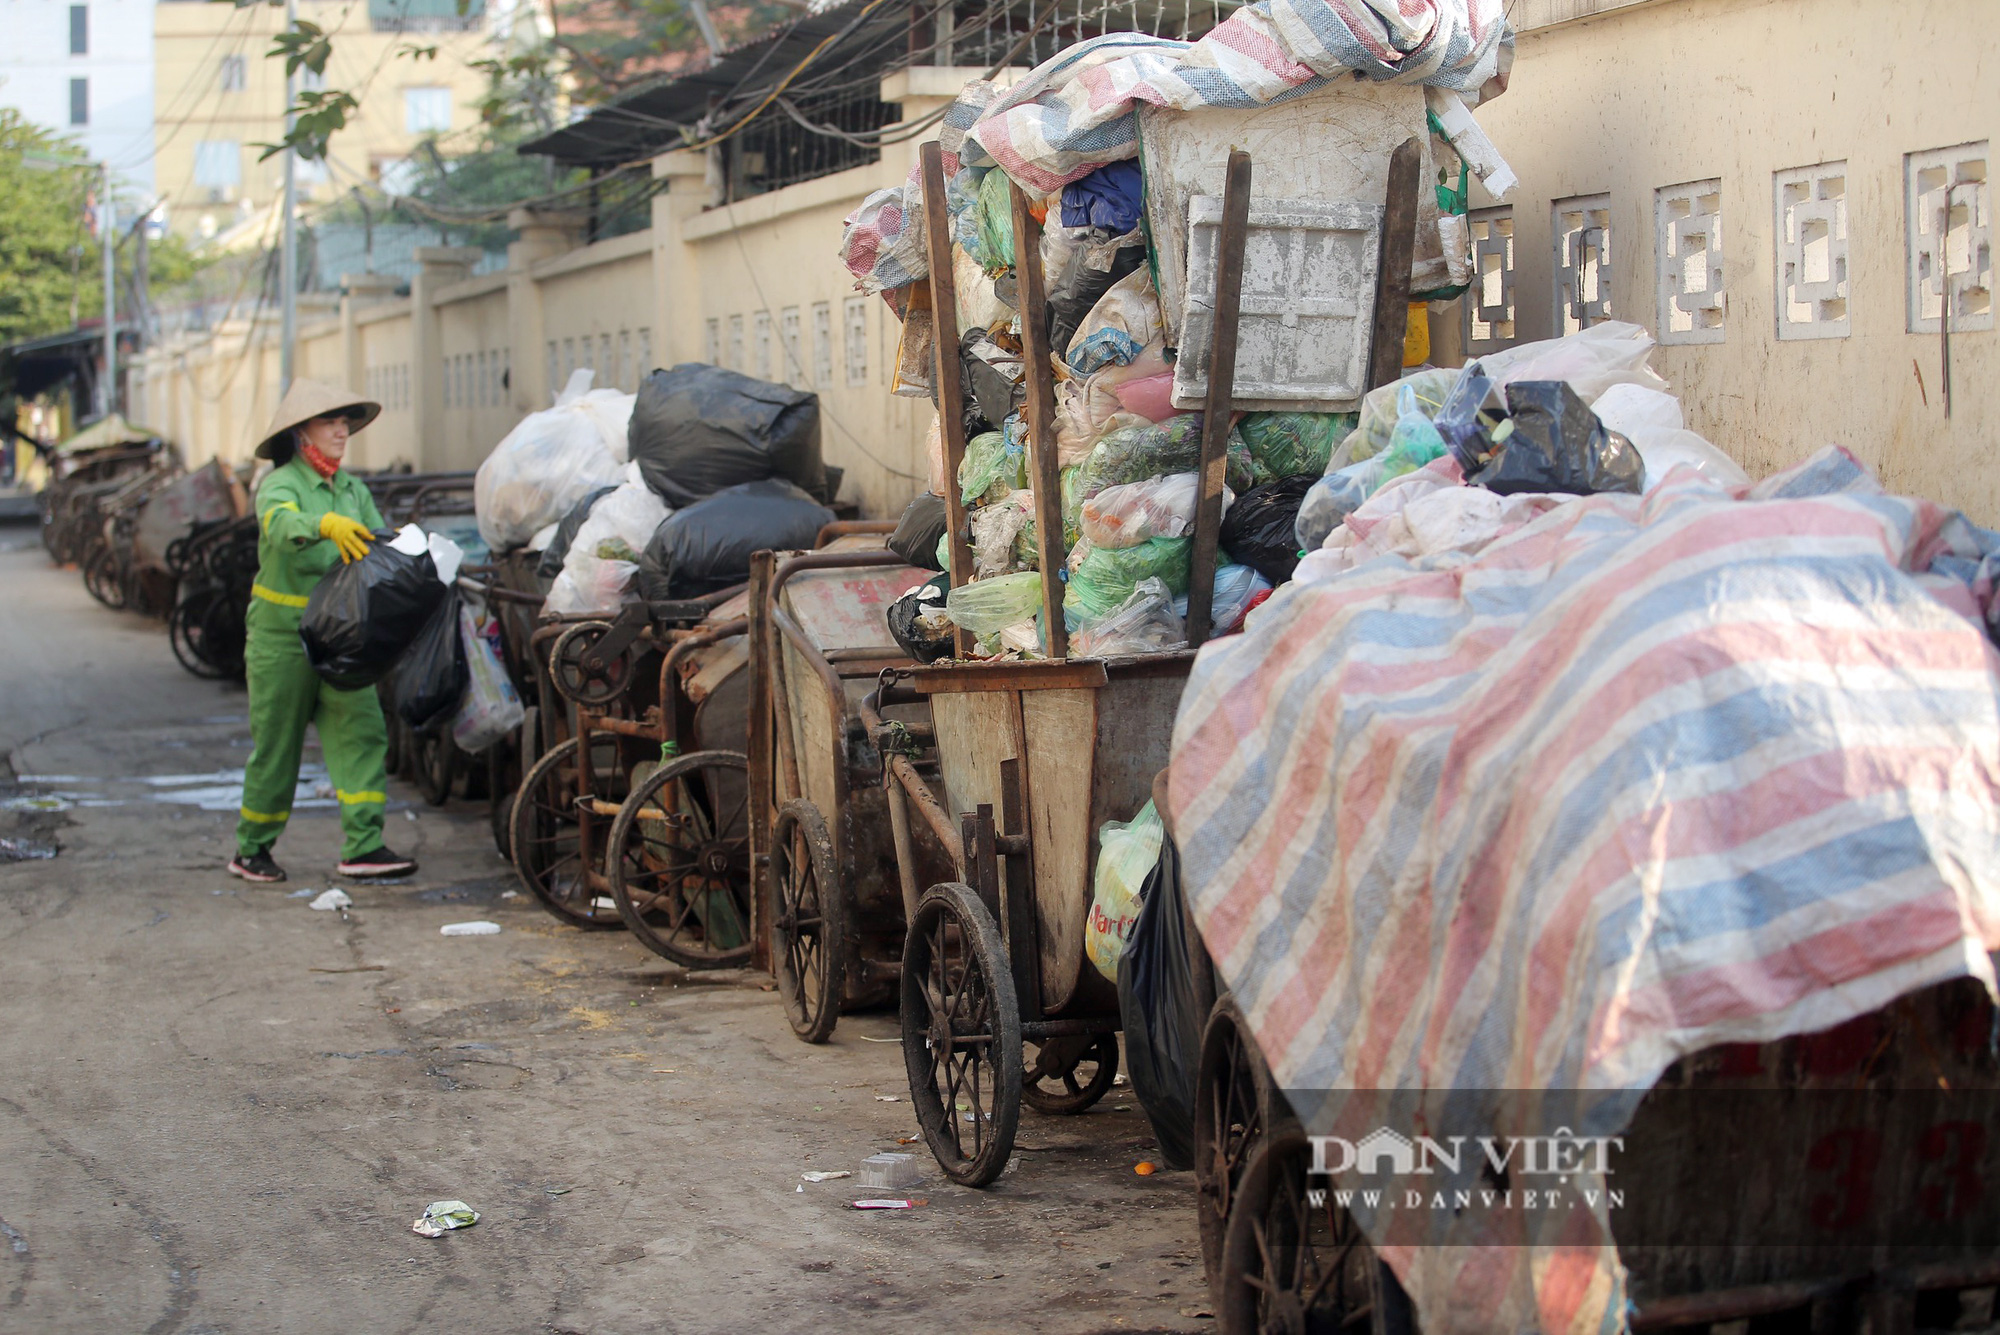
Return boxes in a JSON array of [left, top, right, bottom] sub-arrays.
[[319, 512, 374, 564]]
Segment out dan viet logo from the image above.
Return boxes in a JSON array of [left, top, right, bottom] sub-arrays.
[[1303, 1127, 1626, 1213]]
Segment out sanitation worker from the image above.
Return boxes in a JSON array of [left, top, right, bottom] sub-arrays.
[[227, 379, 417, 884]]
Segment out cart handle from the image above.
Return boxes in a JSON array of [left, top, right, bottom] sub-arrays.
[[653, 616, 749, 754], [767, 547, 912, 605], [859, 678, 963, 863], [813, 520, 896, 548]]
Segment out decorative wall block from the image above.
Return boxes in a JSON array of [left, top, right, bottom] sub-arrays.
[[1656, 179, 1725, 344], [811, 302, 833, 389], [1464, 206, 1515, 354], [1905, 141, 1992, 334], [843, 296, 869, 387], [1552, 193, 1612, 334]]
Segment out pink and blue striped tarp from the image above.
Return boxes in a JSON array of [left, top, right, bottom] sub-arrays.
[[1167, 450, 2000, 1333]]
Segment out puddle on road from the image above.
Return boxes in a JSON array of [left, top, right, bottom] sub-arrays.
[[16, 766, 340, 812], [0, 837, 59, 862]]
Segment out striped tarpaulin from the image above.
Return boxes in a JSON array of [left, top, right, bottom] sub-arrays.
[[1167, 451, 2000, 1332]]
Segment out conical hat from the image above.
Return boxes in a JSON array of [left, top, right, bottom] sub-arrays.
[[256, 378, 381, 459]]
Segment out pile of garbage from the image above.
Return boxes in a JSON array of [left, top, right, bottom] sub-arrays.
[[472, 365, 834, 615]]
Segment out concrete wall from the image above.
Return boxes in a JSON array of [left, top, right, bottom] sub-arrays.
[[0, 0, 157, 193], [1474, 0, 1999, 522]]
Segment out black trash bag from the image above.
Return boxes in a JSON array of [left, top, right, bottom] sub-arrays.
[[299, 539, 447, 691], [960, 329, 1025, 431], [536, 484, 618, 578], [387, 588, 468, 733], [628, 363, 827, 508], [1217, 474, 1316, 585], [887, 572, 955, 663], [635, 479, 835, 603], [1117, 830, 1199, 1170], [1431, 360, 1506, 473], [888, 492, 948, 571], [1471, 381, 1644, 497], [1047, 242, 1146, 361]]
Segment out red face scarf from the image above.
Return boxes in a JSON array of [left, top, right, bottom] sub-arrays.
[[299, 437, 341, 479]]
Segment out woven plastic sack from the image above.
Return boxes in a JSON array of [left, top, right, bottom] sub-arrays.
[[1065, 536, 1192, 627], [1238, 412, 1355, 485], [944, 571, 1043, 635], [1086, 799, 1164, 981]]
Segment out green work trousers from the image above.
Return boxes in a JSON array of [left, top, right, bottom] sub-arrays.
[[235, 629, 389, 861]]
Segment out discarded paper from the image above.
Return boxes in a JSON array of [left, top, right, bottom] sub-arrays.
[[412, 1200, 479, 1237], [850, 1198, 926, 1210], [309, 889, 353, 912], [440, 921, 501, 936], [800, 1171, 852, 1183]]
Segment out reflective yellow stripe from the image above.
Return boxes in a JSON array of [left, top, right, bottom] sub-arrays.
[[260, 500, 300, 534], [239, 807, 290, 823], [251, 583, 310, 608], [336, 789, 386, 805]]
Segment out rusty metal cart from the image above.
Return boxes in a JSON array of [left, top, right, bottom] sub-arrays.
[[748, 537, 946, 1043]]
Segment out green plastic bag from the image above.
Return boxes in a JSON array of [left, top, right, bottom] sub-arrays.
[[1065, 536, 1191, 628], [1073, 414, 1254, 504], [959, 431, 1024, 507], [1086, 800, 1164, 981], [1238, 411, 1357, 485], [970, 168, 1016, 275], [945, 571, 1043, 635]]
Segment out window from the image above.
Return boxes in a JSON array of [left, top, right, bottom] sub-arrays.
[[1906, 142, 1992, 335], [69, 5, 87, 55], [1774, 162, 1849, 341], [69, 78, 87, 126], [220, 55, 246, 93], [1655, 179, 1725, 345], [842, 297, 868, 387], [375, 156, 419, 196], [403, 86, 452, 135], [193, 140, 242, 193], [1552, 193, 1612, 335]]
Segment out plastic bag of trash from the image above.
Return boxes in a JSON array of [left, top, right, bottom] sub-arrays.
[[1333, 367, 1458, 468], [636, 479, 834, 602], [1478, 319, 1669, 404], [300, 536, 447, 690], [1634, 429, 1751, 491], [627, 363, 826, 508], [452, 603, 525, 753], [969, 167, 1016, 273], [536, 484, 620, 578], [1067, 266, 1163, 375], [971, 491, 1035, 578], [944, 571, 1043, 636], [1238, 412, 1354, 485], [960, 331, 1025, 433], [1087, 799, 1164, 981], [1073, 577, 1185, 657], [1045, 228, 1146, 360], [475, 371, 628, 551], [1061, 161, 1144, 235], [1117, 827, 1199, 1169], [388, 587, 467, 733], [1295, 461, 1382, 552], [888, 573, 956, 663], [1377, 384, 1451, 485], [959, 430, 1025, 507], [1470, 381, 1644, 497], [889, 492, 948, 571], [1218, 475, 1316, 585], [545, 468, 671, 615], [1079, 472, 1221, 549], [1174, 562, 1272, 636], [1073, 415, 1252, 506], [1066, 536, 1192, 628]]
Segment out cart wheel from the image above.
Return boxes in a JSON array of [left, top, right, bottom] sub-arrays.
[[509, 736, 628, 930], [487, 737, 520, 861], [549, 621, 631, 706], [1219, 1125, 1413, 1335], [200, 595, 245, 678], [901, 882, 1021, 1187], [456, 748, 489, 801], [769, 799, 846, 1044], [1195, 996, 1279, 1290], [169, 595, 227, 679], [413, 728, 455, 807], [1022, 1034, 1119, 1115], [84, 547, 125, 609], [606, 749, 754, 966]]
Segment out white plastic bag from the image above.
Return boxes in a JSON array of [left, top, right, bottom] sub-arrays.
[[1085, 799, 1164, 981], [945, 571, 1043, 635], [970, 491, 1034, 578], [1079, 472, 1231, 549], [451, 604, 525, 753], [1589, 383, 1684, 438], [544, 466, 670, 615], [1073, 577, 1185, 657], [1067, 267, 1164, 375], [1634, 429, 1751, 492], [474, 369, 628, 551], [1477, 320, 1670, 404]]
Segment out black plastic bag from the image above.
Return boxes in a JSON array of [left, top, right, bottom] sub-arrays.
[[887, 573, 955, 663], [635, 479, 834, 602], [888, 493, 947, 571], [299, 540, 447, 690], [1217, 474, 1316, 585], [1471, 381, 1644, 497], [628, 363, 826, 508], [1432, 360, 1506, 473], [536, 485, 619, 578], [1048, 242, 1146, 360], [960, 330, 1025, 431], [388, 588, 467, 733], [1117, 830, 1199, 1170]]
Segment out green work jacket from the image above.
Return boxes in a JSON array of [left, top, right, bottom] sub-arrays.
[[246, 457, 387, 636]]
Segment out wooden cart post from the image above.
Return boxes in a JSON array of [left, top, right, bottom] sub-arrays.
[[918, 141, 976, 658], [1186, 149, 1253, 648], [747, 550, 776, 971], [1364, 137, 1424, 393], [1008, 181, 1071, 658]]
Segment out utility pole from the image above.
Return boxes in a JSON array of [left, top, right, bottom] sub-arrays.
[[101, 162, 117, 418], [279, 0, 299, 394]]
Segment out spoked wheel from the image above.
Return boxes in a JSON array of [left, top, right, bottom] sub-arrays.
[[489, 706, 539, 862], [549, 621, 632, 707], [413, 728, 456, 807], [84, 547, 126, 609], [769, 799, 845, 1043], [1022, 1033, 1120, 1115], [606, 750, 754, 966], [1220, 1126, 1414, 1335], [169, 595, 227, 679], [1196, 996, 1280, 1288], [509, 735, 629, 930], [200, 595, 245, 678], [902, 882, 1021, 1187]]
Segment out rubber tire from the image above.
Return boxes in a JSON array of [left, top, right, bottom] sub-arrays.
[[769, 799, 846, 1044], [509, 736, 626, 930], [605, 750, 755, 967], [901, 882, 1022, 1188], [1195, 995, 1279, 1291], [1022, 1033, 1120, 1115], [549, 621, 629, 707]]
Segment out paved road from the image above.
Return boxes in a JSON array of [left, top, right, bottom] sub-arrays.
[[0, 522, 1207, 1334]]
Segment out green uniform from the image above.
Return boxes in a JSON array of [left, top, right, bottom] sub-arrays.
[[235, 457, 391, 861]]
